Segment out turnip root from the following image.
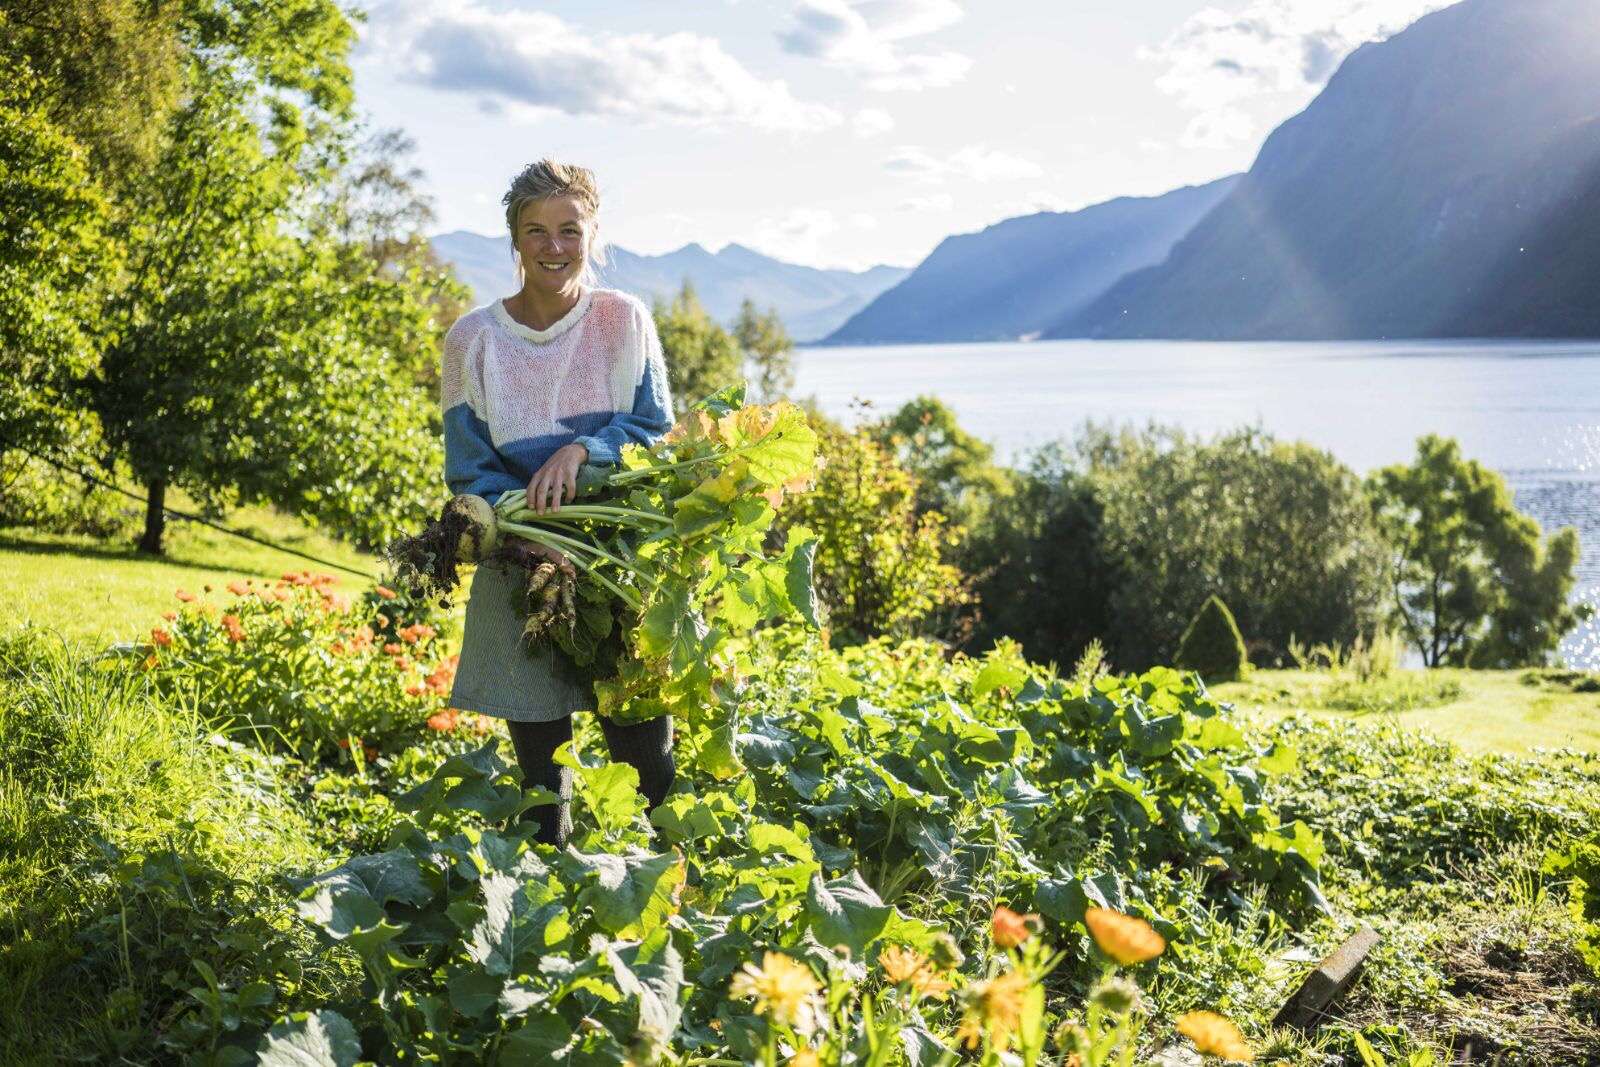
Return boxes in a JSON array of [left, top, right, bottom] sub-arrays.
[[384, 494, 498, 603]]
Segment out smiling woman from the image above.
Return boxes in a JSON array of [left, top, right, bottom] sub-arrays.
[[438, 158, 677, 846]]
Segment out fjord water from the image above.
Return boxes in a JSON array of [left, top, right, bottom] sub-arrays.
[[795, 339, 1600, 668]]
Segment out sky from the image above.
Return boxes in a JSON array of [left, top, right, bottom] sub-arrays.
[[352, 0, 1456, 270]]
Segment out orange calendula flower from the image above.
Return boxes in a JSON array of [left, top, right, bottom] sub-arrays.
[[150, 627, 173, 648], [393, 656, 412, 672], [1084, 907, 1165, 966], [143, 652, 160, 671], [879, 946, 952, 1000], [1176, 1012, 1254, 1062], [162, 611, 178, 621], [405, 684, 426, 697], [383, 642, 403, 656], [175, 589, 196, 602], [426, 708, 460, 731], [728, 952, 821, 1029], [227, 580, 249, 596], [374, 585, 397, 600], [991, 905, 1037, 949], [955, 970, 1029, 1051], [221, 614, 246, 643]]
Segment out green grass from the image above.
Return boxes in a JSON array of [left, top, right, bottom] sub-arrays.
[[1216, 668, 1600, 755], [0, 508, 380, 648]]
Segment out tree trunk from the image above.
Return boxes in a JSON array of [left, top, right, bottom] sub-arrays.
[[139, 478, 167, 554]]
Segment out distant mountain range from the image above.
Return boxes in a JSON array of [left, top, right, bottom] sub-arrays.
[[433, 0, 1600, 347], [428, 231, 909, 343], [1057, 0, 1600, 340], [822, 177, 1239, 345]]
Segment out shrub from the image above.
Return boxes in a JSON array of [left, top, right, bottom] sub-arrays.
[[1083, 425, 1389, 669], [779, 423, 973, 645], [143, 572, 483, 762], [1174, 595, 1248, 682], [0, 448, 137, 539], [1545, 838, 1600, 978]]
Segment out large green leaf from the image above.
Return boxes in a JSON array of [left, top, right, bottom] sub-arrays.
[[804, 870, 891, 956], [257, 1011, 361, 1067], [573, 849, 686, 937]]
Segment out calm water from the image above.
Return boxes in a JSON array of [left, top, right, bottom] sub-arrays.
[[795, 339, 1600, 668]]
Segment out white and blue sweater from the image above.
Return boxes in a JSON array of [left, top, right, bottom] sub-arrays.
[[441, 288, 674, 503]]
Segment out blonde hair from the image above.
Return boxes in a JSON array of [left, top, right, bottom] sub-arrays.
[[502, 159, 607, 287]]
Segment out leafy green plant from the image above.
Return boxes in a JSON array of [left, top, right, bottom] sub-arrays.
[[1175, 596, 1249, 683], [143, 573, 468, 761], [1544, 837, 1600, 978]]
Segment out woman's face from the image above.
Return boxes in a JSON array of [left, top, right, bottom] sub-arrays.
[[514, 194, 592, 294]]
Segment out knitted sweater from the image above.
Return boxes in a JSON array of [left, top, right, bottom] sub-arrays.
[[441, 288, 674, 503]]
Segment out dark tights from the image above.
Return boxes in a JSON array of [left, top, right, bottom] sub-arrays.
[[506, 714, 675, 847]]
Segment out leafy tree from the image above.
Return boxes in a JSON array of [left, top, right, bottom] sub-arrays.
[[869, 396, 1010, 528], [1368, 434, 1587, 667], [1174, 595, 1249, 682], [308, 126, 472, 394], [654, 282, 743, 416], [780, 424, 972, 645], [0, 59, 114, 459], [1082, 425, 1388, 669], [964, 444, 1118, 668], [0, 0, 182, 173], [91, 1, 440, 554], [732, 298, 795, 402]]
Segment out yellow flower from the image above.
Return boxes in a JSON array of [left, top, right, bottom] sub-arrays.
[[991, 905, 1037, 949], [878, 946, 952, 1000], [1176, 1012, 1254, 1063], [955, 970, 1029, 1051], [729, 952, 821, 1029], [789, 1051, 821, 1067], [1084, 907, 1165, 966]]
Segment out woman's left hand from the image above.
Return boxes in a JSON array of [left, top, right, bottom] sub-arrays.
[[527, 442, 589, 514]]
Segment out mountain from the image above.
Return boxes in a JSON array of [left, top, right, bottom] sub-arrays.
[[1057, 0, 1600, 340], [820, 177, 1240, 345], [428, 232, 910, 343]]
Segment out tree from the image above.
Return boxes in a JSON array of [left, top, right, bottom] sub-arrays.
[[869, 396, 1010, 528], [732, 299, 795, 402], [654, 282, 744, 416], [1081, 425, 1388, 669], [779, 423, 972, 645], [0, 59, 114, 459], [1368, 435, 1587, 667], [90, 0, 440, 554], [963, 444, 1118, 668]]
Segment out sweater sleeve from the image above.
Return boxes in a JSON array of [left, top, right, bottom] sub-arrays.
[[572, 301, 675, 465], [441, 317, 524, 504]]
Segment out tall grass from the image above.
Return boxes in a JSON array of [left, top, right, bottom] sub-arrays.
[[0, 630, 340, 1063]]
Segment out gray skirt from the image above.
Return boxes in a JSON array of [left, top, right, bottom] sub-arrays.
[[447, 560, 597, 723]]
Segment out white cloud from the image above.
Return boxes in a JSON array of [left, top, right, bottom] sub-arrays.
[[778, 0, 971, 91], [884, 144, 1044, 183], [899, 193, 954, 212], [848, 211, 880, 229], [991, 192, 1075, 218], [745, 208, 844, 264], [363, 1, 840, 133], [1145, 0, 1453, 147], [852, 107, 895, 138]]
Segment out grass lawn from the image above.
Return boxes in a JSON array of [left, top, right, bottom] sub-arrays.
[[1214, 667, 1600, 755], [0, 509, 382, 649]]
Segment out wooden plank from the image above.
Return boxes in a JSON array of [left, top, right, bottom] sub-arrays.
[[1272, 926, 1381, 1032]]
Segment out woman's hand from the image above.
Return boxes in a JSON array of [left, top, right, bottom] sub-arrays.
[[527, 442, 589, 515]]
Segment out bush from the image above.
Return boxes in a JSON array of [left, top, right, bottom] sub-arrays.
[[779, 423, 973, 645], [143, 571, 484, 762], [1174, 595, 1248, 682], [964, 443, 1118, 668], [1083, 425, 1389, 669], [1545, 837, 1600, 978]]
